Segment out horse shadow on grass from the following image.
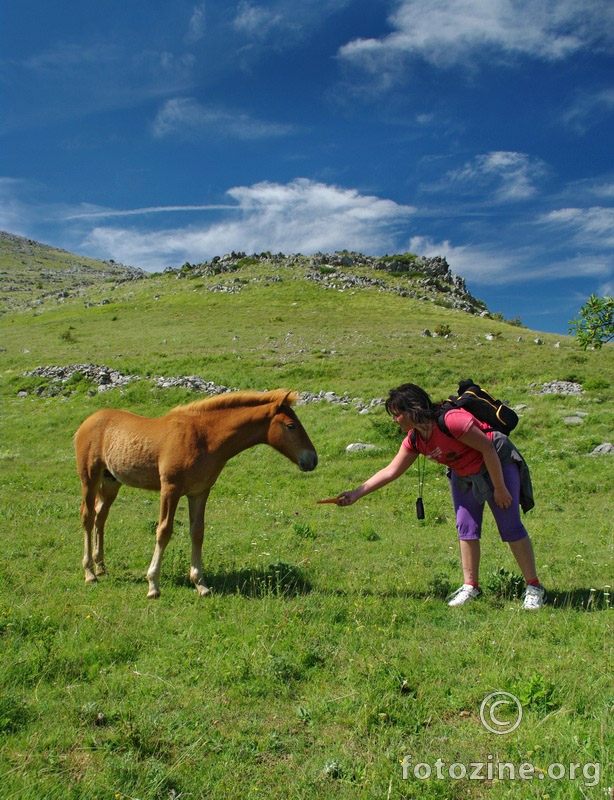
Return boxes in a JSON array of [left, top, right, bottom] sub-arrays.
[[169, 561, 314, 598]]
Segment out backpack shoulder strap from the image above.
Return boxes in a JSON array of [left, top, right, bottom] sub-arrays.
[[410, 399, 457, 446], [435, 399, 456, 436]]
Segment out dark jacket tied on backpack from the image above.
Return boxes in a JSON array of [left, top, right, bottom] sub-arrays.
[[449, 432, 535, 513]]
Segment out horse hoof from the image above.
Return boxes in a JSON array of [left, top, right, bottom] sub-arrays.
[[195, 585, 211, 597], [147, 589, 161, 600], [95, 564, 107, 576], [85, 573, 98, 584]]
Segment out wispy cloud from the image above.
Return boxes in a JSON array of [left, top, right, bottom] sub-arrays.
[[232, 0, 352, 45], [408, 235, 612, 285], [408, 235, 520, 283], [186, 3, 206, 44], [561, 88, 614, 134], [233, 1, 284, 39], [427, 151, 548, 203], [64, 204, 238, 221], [338, 0, 614, 78], [81, 178, 416, 268], [152, 97, 296, 140], [0, 178, 35, 235], [1, 41, 196, 133], [540, 206, 614, 249]]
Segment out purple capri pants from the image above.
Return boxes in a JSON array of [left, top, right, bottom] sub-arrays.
[[450, 462, 528, 542]]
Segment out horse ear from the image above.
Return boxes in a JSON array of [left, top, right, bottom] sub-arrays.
[[276, 389, 298, 409]]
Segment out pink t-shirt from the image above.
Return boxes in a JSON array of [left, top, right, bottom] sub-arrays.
[[402, 408, 495, 476]]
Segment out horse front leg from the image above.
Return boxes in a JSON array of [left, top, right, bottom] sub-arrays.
[[188, 491, 211, 597], [146, 485, 181, 599]]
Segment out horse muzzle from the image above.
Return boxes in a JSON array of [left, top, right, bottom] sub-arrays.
[[299, 451, 318, 472]]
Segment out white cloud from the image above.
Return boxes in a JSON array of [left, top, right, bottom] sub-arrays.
[[82, 178, 416, 269], [1, 41, 196, 133], [232, 0, 351, 43], [233, 1, 284, 38], [430, 151, 548, 202], [408, 235, 516, 282], [541, 207, 614, 248], [152, 97, 295, 139], [408, 234, 613, 285], [64, 204, 237, 221], [592, 183, 614, 200], [561, 89, 614, 134], [0, 178, 33, 234], [186, 3, 206, 44], [339, 0, 614, 74]]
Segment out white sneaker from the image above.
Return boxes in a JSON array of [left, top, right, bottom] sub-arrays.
[[447, 584, 482, 607], [522, 585, 546, 610]]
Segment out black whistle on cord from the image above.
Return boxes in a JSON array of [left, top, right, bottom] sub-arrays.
[[416, 497, 425, 520]]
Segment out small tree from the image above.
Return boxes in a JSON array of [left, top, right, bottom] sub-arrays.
[[569, 294, 614, 349]]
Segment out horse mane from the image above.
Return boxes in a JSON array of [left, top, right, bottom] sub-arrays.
[[172, 389, 298, 416]]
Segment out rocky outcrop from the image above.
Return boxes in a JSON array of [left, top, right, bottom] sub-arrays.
[[165, 250, 487, 316], [1, 231, 496, 318]]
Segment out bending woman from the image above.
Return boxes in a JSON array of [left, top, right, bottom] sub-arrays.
[[337, 383, 546, 610]]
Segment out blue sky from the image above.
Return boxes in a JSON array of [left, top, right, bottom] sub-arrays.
[[1, 0, 613, 334]]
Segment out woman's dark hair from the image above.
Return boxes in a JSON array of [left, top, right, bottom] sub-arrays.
[[385, 383, 442, 425]]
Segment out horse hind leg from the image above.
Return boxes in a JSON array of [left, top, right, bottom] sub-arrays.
[[81, 479, 99, 584], [93, 472, 121, 576]]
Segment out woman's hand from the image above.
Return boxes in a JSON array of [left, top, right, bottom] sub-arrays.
[[459, 426, 512, 509], [336, 490, 361, 506], [334, 445, 417, 508], [493, 485, 512, 509]]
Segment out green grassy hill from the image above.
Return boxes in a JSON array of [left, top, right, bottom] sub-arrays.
[[0, 234, 612, 799], [0, 230, 146, 313]]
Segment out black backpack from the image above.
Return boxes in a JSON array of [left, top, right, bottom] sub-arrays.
[[410, 379, 518, 446]]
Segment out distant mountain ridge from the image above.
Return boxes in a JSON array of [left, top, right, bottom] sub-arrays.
[[0, 230, 489, 319]]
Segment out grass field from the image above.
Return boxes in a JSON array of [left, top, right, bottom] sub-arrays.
[[0, 250, 612, 798]]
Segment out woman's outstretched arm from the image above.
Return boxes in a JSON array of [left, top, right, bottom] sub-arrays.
[[337, 444, 418, 506]]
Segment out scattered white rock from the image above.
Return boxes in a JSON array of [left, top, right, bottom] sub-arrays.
[[563, 416, 585, 425], [590, 443, 614, 455], [345, 443, 378, 453], [154, 375, 234, 394], [535, 381, 584, 395]]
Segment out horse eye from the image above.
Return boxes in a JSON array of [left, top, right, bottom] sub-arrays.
[[285, 422, 296, 430]]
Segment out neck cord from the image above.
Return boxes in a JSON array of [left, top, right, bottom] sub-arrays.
[[416, 441, 426, 519]]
